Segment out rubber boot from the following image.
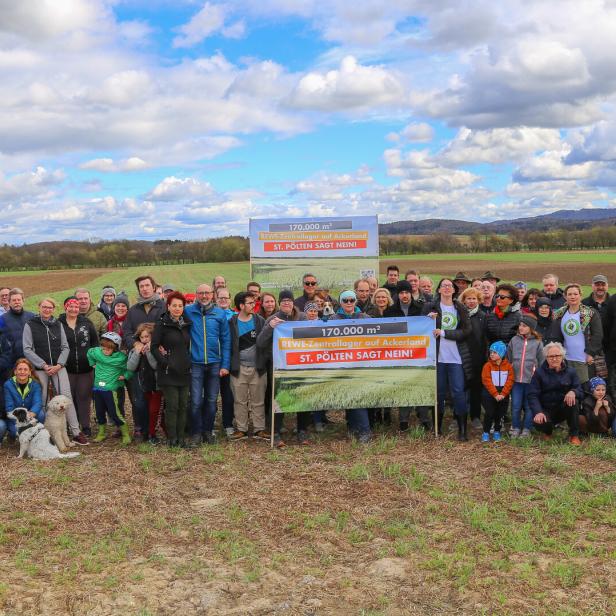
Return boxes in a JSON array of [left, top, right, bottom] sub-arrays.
[[119, 423, 131, 445], [93, 424, 106, 443], [456, 414, 468, 442]]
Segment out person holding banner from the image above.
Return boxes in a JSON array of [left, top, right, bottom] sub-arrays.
[[423, 279, 473, 440], [256, 289, 311, 447], [334, 290, 372, 442]]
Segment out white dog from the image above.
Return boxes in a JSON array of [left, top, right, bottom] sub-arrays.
[[45, 395, 75, 453], [7, 407, 80, 460]]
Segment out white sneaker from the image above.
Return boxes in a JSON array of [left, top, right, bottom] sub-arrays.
[[509, 428, 521, 438], [225, 427, 234, 437], [520, 428, 531, 438]]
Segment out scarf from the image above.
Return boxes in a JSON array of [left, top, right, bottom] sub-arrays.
[[200, 301, 214, 314], [136, 293, 161, 307], [467, 305, 479, 317], [493, 305, 510, 320], [108, 314, 126, 337]]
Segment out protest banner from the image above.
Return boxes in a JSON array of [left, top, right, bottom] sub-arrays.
[[272, 316, 436, 421], [249, 215, 378, 290]]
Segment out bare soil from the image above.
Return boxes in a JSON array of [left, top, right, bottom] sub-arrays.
[[1, 414, 615, 615], [0, 269, 111, 297]]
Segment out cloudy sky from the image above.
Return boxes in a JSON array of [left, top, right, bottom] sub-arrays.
[[2, 0, 616, 242]]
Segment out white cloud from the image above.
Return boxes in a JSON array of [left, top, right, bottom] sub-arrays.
[[173, 2, 242, 48], [287, 55, 406, 111], [439, 127, 562, 165], [80, 157, 148, 172], [0, 166, 65, 201], [514, 148, 596, 182]]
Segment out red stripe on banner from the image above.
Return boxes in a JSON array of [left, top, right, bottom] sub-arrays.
[[263, 240, 368, 252], [285, 347, 427, 365]]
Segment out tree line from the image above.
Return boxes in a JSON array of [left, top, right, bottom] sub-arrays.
[[1, 224, 615, 270]]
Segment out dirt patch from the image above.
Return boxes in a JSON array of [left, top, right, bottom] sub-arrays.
[[1, 416, 615, 615], [382, 259, 615, 285], [0, 269, 112, 297]]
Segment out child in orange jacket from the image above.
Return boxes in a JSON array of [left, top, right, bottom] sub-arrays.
[[481, 341, 515, 442]]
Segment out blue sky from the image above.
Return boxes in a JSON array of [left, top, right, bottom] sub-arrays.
[[1, 1, 616, 242]]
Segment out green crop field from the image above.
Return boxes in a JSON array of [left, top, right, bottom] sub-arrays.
[[274, 366, 436, 412]]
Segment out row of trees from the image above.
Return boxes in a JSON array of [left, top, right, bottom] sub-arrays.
[[1, 224, 614, 270], [380, 224, 616, 255]]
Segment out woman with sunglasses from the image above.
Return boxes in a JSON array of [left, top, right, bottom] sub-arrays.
[[486, 283, 522, 346], [422, 279, 473, 440]]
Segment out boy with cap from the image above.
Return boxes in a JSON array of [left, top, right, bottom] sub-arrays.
[[481, 341, 514, 443]]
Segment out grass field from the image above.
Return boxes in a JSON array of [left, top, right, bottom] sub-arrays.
[[274, 367, 435, 412], [1, 426, 615, 614], [251, 257, 378, 291], [1, 253, 616, 613]]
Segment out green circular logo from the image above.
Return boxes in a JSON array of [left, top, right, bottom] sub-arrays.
[[442, 313, 457, 330], [563, 319, 581, 336]]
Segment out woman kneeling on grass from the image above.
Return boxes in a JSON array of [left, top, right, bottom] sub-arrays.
[[151, 292, 192, 448], [1, 358, 44, 444], [579, 377, 616, 436]]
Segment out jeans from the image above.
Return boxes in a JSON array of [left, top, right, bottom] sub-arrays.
[[0, 418, 7, 442], [481, 392, 509, 433], [346, 408, 371, 436], [532, 402, 580, 437], [511, 382, 533, 431], [93, 388, 126, 427], [219, 374, 235, 430], [190, 362, 221, 435], [437, 362, 467, 417], [128, 378, 149, 435]]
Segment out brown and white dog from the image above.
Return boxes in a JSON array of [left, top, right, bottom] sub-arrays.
[[7, 407, 80, 460]]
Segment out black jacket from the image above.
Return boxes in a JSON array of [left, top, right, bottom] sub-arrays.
[[151, 313, 193, 388], [485, 304, 521, 345], [421, 298, 473, 380], [467, 310, 487, 376], [528, 360, 583, 414], [229, 313, 266, 375], [123, 299, 166, 348], [59, 314, 99, 374], [384, 297, 423, 318]]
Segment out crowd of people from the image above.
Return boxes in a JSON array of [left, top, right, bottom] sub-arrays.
[[0, 265, 615, 451]]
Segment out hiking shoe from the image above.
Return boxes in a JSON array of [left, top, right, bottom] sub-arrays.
[[297, 430, 312, 445], [471, 418, 482, 430], [225, 427, 235, 437], [202, 432, 217, 445], [520, 428, 531, 438], [148, 436, 161, 445], [481, 432, 490, 443], [569, 435, 582, 446], [229, 430, 248, 441], [73, 432, 89, 445], [509, 428, 520, 438], [253, 430, 270, 440], [274, 434, 286, 448], [493, 431, 501, 442], [82, 426, 92, 437]]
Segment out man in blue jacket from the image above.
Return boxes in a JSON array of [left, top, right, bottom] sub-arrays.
[[185, 283, 231, 445]]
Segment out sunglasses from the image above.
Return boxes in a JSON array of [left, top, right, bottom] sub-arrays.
[[495, 294, 512, 300], [342, 298, 356, 304], [304, 281, 317, 286]]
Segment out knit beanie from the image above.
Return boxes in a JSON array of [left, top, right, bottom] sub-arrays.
[[339, 290, 357, 302], [304, 302, 318, 312], [278, 289, 294, 303], [535, 297, 551, 309], [589, 376, 606, 391], [489, 341, 507, 359], [113, 292, 130, 309], [520, 313, 538, 329]]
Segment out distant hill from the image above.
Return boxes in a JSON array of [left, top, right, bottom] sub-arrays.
[[379, 208, 616, 235]]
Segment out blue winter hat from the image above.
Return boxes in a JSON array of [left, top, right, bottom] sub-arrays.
[[589, 376, 607, 391], [339, 290, 357, 302], [489, 341, 507, 358]]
